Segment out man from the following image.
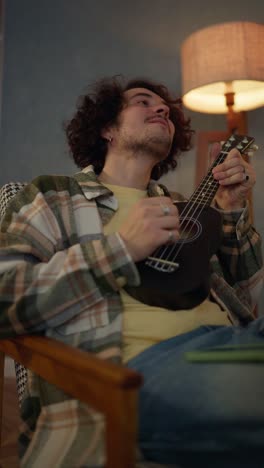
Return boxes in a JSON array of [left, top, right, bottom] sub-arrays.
[[0, 77, 263, 467]]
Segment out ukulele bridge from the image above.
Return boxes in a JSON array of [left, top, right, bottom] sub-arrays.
[[146, 257, 179, 273]]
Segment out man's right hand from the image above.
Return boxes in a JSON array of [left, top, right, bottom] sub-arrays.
[[118, 196, 180, 262]]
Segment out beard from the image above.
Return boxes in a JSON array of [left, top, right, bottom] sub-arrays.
[[122, 134, 172, 162]]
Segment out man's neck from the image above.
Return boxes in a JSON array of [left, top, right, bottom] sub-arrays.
[[98, 152, 156, 190]]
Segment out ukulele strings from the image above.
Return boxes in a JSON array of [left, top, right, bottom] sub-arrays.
[[168, 169, 220, 263], [168, 137, 253, 263], [148, 149, 229, 268], [156, 166, 220, 264], [148, 165, 221, 267]]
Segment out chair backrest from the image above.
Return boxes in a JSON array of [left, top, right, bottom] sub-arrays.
[[0, 182, 27, 218], [0, 182, 28, 406]]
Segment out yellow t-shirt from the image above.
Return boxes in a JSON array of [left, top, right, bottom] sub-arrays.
[[103, 183, 231, 363]]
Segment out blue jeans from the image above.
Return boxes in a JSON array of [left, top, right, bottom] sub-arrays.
[[127, 318, 264, 467]]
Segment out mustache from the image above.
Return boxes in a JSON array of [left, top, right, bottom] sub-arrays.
[[145, 116, 169, 128]]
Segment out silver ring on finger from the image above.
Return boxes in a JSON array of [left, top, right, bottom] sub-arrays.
[[161, 204, 170, 216], [242, 165, 249, 181], [168, 230, 174, 242]]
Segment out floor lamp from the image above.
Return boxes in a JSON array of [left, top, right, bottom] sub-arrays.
[[180, 21, 264, 194]]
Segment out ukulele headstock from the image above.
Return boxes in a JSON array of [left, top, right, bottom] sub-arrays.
[[221, 134, 256, 156]]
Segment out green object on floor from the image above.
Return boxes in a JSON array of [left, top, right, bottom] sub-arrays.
[[185, 343, 264, 363]]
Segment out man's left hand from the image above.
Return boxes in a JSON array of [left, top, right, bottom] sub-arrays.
[[211, 142, 256, 211]]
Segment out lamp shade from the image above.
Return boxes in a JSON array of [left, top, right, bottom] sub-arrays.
[[181, 22, 264, 114]]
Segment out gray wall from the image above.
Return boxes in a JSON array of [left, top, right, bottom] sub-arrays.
[[1, 0, 264, 309]]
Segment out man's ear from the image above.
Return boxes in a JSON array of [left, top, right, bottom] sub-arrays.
[[101, 127, 112, 141]]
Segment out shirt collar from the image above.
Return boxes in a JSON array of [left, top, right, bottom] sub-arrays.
[[73, 166, 112, 200], [73, 165, 167, 200]]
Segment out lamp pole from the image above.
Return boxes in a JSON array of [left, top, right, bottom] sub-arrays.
[[224, 91, 248, 135]]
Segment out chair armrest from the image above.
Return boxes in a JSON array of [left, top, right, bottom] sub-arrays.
[[0, 336, 143, 468]]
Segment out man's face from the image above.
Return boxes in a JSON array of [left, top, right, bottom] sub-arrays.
[[110, 87, 175, 161]]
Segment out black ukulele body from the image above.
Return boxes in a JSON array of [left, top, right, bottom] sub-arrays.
[[124, 202, 223, 310]]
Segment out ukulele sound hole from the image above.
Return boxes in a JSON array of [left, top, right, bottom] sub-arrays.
[[179, 217, 201, 243]]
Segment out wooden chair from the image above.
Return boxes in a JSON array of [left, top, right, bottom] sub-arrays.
[[0, 335, 143, 468]]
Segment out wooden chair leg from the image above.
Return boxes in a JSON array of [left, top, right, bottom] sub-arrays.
[[0, 351, 5, 447], [106, 387, 139, 468]]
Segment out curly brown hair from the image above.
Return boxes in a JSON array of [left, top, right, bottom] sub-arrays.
[[64, 76, 194, 180]]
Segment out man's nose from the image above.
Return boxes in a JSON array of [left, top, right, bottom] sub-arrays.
[[155, 104, 169, 119]]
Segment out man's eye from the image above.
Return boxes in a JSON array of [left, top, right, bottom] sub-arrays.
[[137, 100, 149, 106]]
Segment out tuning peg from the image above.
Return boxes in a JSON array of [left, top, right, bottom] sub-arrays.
[[245, 144, 259, 157]]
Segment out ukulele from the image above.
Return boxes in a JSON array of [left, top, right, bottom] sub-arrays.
[[124, 134, 255, 310]]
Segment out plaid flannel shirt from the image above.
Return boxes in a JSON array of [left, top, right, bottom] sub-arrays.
[[0, 166, 263, 467]]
